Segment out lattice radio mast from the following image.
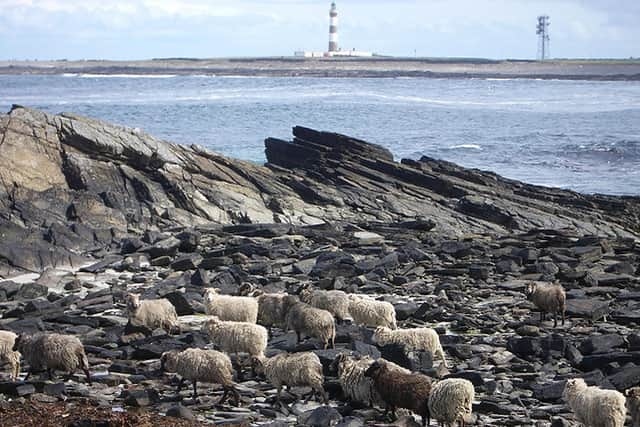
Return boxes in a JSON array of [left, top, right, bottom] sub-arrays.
[[536, 15, 550, 60]]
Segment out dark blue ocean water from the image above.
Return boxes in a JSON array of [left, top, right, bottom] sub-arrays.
[[1, 74, 639, 195]]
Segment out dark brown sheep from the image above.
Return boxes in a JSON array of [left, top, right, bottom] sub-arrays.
[[524, 281, 566, 327], [364, 359, 432, 427]]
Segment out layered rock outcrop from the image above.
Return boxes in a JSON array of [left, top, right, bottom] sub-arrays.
[[0, 106, 639, 276]]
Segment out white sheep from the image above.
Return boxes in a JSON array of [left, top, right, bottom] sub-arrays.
[[428, 378, 475, 427], [300, 288, 351, 322], [125, 293, 180, 333], [563, 378, 626, 427], [373, 326, 447, 366], [252, 352, 326, 403], [204, 288, 258, 323], [161, 348, 240, 404], [284, 297, 336, 349], [348, 295, 397, 329], [0, 330, 20, 381], [626, 386, 640, 427], [524, 281, 566, 327], [14, 333, 91, 384], [202, 316, 268, 371]]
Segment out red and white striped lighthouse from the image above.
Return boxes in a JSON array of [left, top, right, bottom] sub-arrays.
[[328, 2, 338, 53]]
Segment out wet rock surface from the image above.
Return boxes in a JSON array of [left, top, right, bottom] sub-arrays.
[[0, 108, 639, 425]]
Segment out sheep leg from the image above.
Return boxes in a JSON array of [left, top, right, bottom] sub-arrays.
[[553, 312, 558, 328], [175, 377, 185, 395], [230, 385, 241, 407], [540, 311, 545, 323], [192, 380, 198, 400], [24, 369, 32, 381], [296, 331, 301, 344], [331, 335, 335, 349], [83, 366, 92, 385], [47, 368, 55, 381], [276, 385, 282, 403], [562, 309, 566, 326], [218, 388, 229, 405]]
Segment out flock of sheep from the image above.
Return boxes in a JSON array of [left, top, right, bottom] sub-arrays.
[[0, 280, 638, 426]]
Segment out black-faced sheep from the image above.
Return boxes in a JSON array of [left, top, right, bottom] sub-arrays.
[[13, 333, 91, 384], [252, 352, 327, 404], [125, 293, 180, 334], [524, 281, 566, 327], [0, 330, 20, 381], [364, 359, 432, 427], [428, 378, 475, 427], [373, 326, 447, 366], [203, 288, 258, 323], [284, 297, 335, 349], [563, 378, 626, 427], [348, 295, 397, 329], [161, 348, 240, 404]]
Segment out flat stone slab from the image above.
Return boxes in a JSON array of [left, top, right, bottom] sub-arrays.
[[566, 298, 610, 321]]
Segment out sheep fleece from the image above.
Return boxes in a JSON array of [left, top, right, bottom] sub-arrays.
[[563, 378, 626, 427], [163, 348, 234, 386], [428, 378, 475, 425], [262, 352, 323, 389], [348, 296, 397, 329], [285, 303, 335, 346], [203, 319, 267, 357], [19, 333, 88, 373], [301, 289, 351, 321], [205, 293, 258, 323], [129, 298, 179, 330], [374, 326, 446, 362], [0, 330, 20, 380]]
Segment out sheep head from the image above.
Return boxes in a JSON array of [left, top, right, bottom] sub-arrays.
[[524, 282, 537, 300], [563, 378, 586, 399], [160, 350, 179, 372], [125, 293, 141, 311], [364, 360, 386, 379]]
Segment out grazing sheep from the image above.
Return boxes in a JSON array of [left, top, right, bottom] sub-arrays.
[[331, 353, 413, 408], [0, 331, 20, 381], [13, 333, 91, 384], [348, 295, 397, 329], [203, 288, 258, 323], [428, 378, 475, 427], [524, 281, 566, 327], [373, 326, 447, 366], [626, 386, 640, 427], [252, 352, 327, 403], [125, 293, 180, 334], [563, 378, 626, 427], [284, 297, 335, 349], [202, 316, 268, 370], [300, 287, 351, 322], [161, 348, 240, 404], [364, 359, 432, 427]]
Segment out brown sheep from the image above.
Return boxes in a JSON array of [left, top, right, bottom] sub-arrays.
[[364, 359, 432, 427], [524, 281, 566, 327]]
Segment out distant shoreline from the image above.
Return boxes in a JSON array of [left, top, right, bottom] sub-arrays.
[[2, 57, 640, 81]]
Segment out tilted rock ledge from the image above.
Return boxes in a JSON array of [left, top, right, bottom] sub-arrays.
[[0, 105, 638, 276]]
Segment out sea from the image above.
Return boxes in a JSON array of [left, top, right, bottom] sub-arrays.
[[1, 74, 639, 195]]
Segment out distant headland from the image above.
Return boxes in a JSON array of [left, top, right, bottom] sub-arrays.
[[2, 57, 640, 80]]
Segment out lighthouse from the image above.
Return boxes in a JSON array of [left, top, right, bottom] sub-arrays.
[[328, 2, 338, 53]]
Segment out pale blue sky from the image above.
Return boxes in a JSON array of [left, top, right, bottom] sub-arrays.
[[0, 0, 638, 60]]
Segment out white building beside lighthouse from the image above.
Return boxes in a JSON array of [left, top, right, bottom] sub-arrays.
[[294, 2, 373, 58]]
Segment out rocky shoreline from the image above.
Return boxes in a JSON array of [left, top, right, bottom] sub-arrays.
[[0, 106, 639, 426]]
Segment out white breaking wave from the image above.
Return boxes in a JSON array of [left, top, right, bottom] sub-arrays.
[[78, 74, 177, 79], [448, 144, 482, 150]]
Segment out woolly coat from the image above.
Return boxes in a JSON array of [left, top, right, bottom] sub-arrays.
[[202, 316, 268, 358], [563, 378, 626, 427], [0, 330, 20, 381], [256, 351, 325, 397], [256, 292, 293, 329], [374, 326, 447, 363], [333, 353, 381, 406], [204, 288, 258, 323], [126, 294, 180, 333], [525, 282, 566, 326], [428, 378, 475, 427], [300, 288, 351, 322], [365, 359, 432, 426], [15, 333, 90, 381], [348, 295, 397, 329], [161, 348, 234, 387], [285, 300, 336, 349]]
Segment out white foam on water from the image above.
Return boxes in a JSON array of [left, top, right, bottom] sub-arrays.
[[448, 144, 482, 150], [78, 73, 177, 79]]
